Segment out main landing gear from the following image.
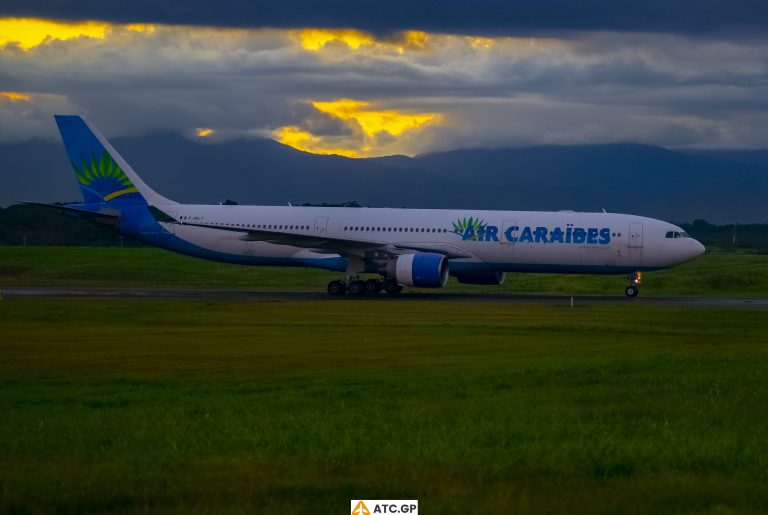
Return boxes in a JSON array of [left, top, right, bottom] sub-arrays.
[[327, 277, 403, 296], [625, 271, 642, 298]]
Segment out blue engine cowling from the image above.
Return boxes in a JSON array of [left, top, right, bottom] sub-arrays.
[[453, 271, 506, 285], [390, 253, 449, 288]]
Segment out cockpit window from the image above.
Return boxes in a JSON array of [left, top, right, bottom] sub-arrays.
[[665, 231, 691, 239]]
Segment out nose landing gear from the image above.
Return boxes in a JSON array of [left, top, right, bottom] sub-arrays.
[[625, 271, 642, 297]]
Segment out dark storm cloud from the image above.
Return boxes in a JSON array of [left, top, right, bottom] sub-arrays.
[[2, 13, 768, 152], [3, 0, 768, 37]]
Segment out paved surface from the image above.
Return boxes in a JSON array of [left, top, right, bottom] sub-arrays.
[[3, 288, 768, 307]]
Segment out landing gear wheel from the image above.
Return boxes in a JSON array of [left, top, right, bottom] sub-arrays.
[[348, 280, 366, 296], [327, 280, 346, 296], [365, 279, 383, 295], [384, 279, 403, 295], [625, 285, 639, 298]]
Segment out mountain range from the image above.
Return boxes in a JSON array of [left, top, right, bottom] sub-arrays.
[[2, 134, 767, 223]]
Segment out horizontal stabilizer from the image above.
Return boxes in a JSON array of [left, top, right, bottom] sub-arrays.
[[17, 201, 121, 226]]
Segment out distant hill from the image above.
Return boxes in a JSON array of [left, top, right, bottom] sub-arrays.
[[684, 149, 768, 169], [412, 144, 768, 222], [1, 135, 767, 223]]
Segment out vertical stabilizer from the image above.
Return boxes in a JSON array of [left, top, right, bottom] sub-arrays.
[[54, 115, 175, 205]]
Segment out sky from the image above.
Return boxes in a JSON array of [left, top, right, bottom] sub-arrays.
[[2, 1, 768, 157]]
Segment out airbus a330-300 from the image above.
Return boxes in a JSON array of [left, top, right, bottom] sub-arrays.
[[30, 115, 705, 297]]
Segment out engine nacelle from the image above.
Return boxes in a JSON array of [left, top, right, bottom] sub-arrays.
[[453, 271, 506, 285], [388, 253, 449, 288]]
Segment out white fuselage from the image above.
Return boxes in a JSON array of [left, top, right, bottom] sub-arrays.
[[141, 204, 705, 275]]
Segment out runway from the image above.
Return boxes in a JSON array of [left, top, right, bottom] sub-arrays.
[[3, 287, 768, 307]]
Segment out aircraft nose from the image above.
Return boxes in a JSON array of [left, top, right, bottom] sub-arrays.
[[690, 238, 705, 258]]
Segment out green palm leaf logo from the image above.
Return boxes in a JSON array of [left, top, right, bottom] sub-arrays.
[[73, 151, 138, 202], [452, 216, 486, 240]]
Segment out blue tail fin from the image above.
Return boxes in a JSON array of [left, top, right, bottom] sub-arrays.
[[54, 115, 174, 206]]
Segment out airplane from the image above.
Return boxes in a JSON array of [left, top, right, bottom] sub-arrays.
[[32, 115, 705, 297]]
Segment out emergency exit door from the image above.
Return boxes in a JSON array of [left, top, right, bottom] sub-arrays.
[[628, 223, 643, 248], [314, 216, 329, 234]]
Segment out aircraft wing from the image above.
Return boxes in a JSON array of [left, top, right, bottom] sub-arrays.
[[162, 216, 386, 251], [240, 228, 472, 258], [238, 227, 384, 250], [390, 242, 473, 258]]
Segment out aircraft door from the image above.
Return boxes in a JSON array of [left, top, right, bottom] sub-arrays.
[[498, 220, 517, 261], [314, 216, 329, 234], [500, 220, 518, 245], [628, 223, 643, 248]]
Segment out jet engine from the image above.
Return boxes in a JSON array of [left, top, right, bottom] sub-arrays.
[[388, 253, 449, 288], [453, 271, 506, 285]]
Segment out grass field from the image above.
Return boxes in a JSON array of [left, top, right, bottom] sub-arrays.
[[1, 247, 768, 513], [2, 246, 768, 296]]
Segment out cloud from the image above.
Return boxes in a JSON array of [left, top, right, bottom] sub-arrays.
[[2, 18, 768, 153], [0, 91, 75, 142], [4, 1, 768, 37], [0, 18, 117, 50], [0, 91, 31, 101], [275, 99, 438, 157]]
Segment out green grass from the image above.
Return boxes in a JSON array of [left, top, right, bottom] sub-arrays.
[[2, 298, 768, 514], [1, 246, 768, 296]]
